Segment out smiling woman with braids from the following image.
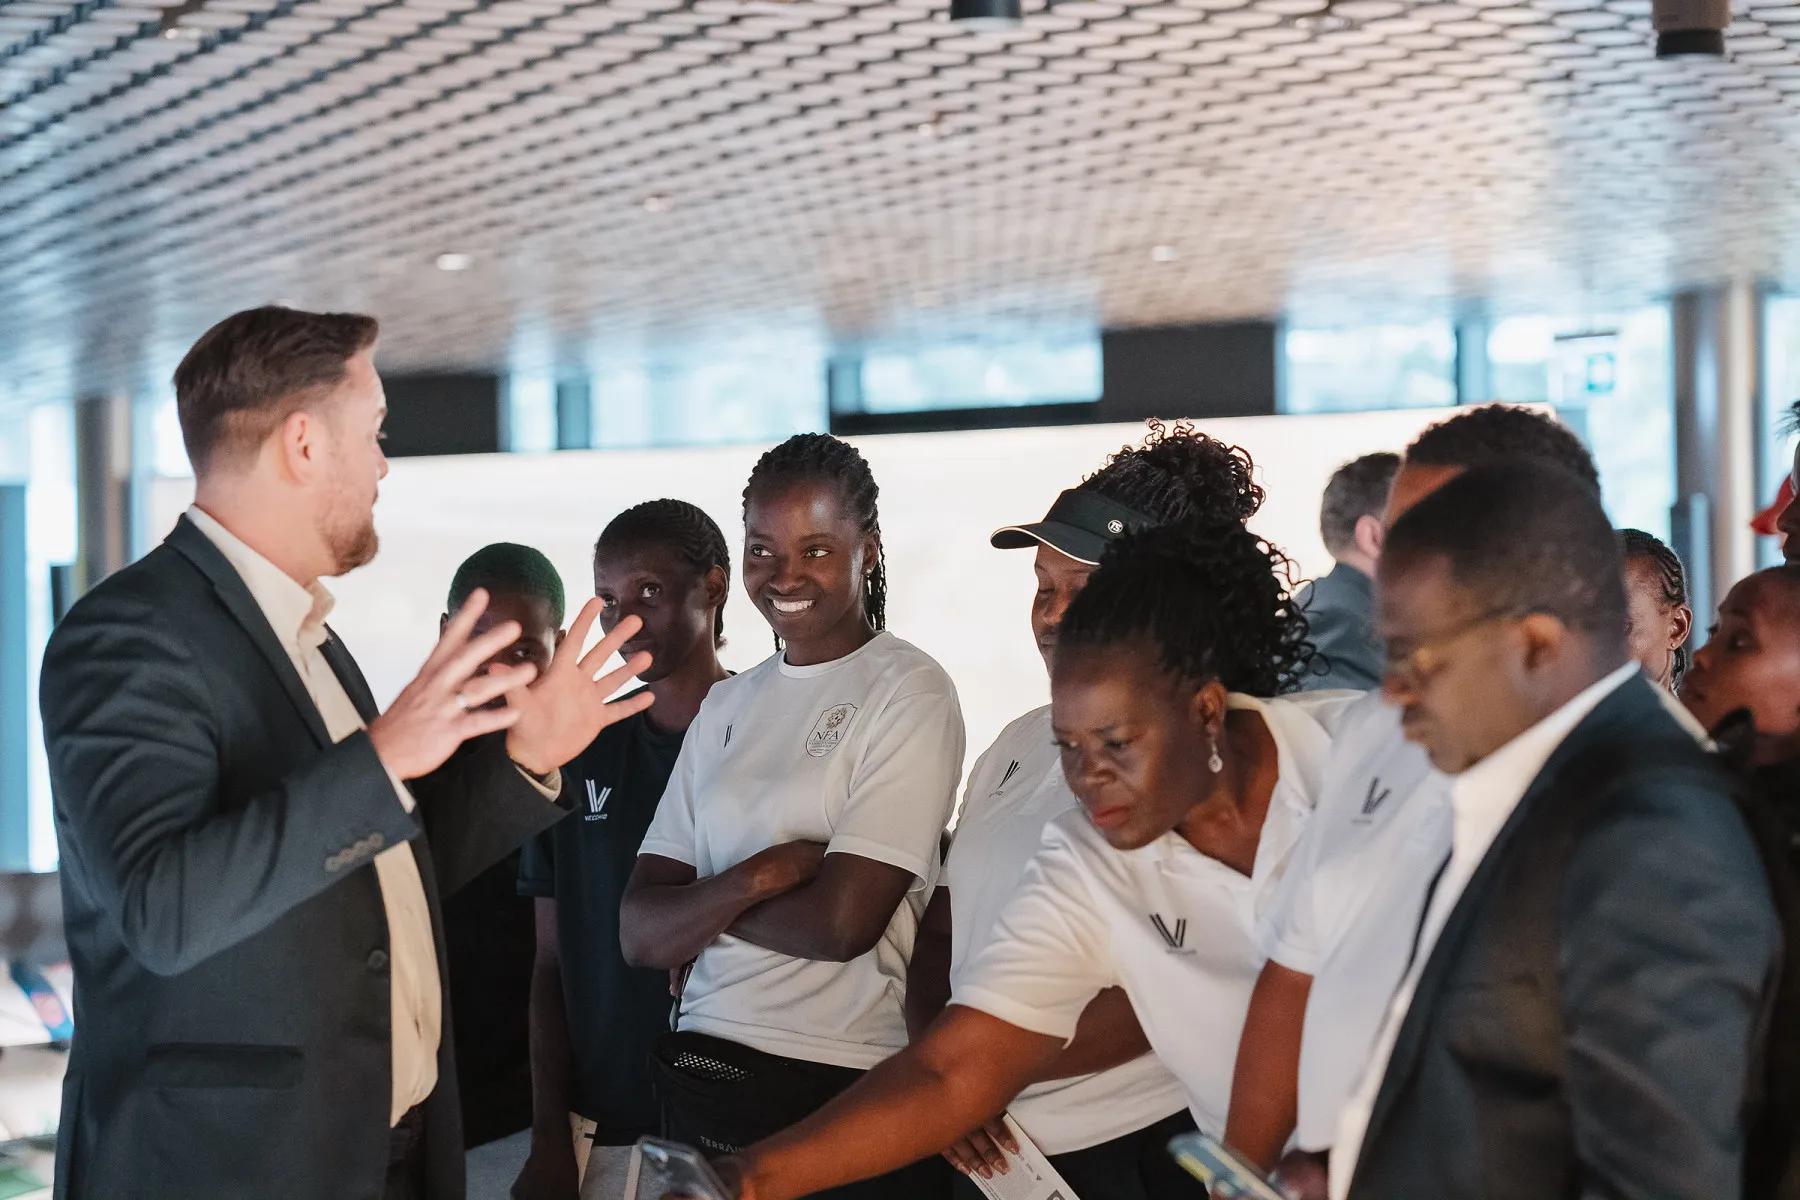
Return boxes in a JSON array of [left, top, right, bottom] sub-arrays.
[[907, 421, 1266, 1200], [700, 520, 1360, 1200], [619, 434, 965, 1199]]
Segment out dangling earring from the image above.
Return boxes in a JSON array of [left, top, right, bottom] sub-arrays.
[[1207, 732, 1224, 774]]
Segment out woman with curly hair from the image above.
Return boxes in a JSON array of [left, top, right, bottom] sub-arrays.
[[705, 519, 1358, 1200], [903, 420, 1266, 1200]]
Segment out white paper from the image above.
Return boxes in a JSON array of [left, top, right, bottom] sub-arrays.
[[969, 1115, 1081, 1200]]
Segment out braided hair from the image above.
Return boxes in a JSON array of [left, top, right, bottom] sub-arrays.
[[1620, 527, 1692, 685], [743, 433, 887, 649], [1081, 418, 1264, 526], [1059, 520, 1314, 698], [596, 499, 732, 647]]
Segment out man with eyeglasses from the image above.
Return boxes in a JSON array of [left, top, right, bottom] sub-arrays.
[[1222, 406, 1614, 1198], [1332, 462, 1776, 1199]]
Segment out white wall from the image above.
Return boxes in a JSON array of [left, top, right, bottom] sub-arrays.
[[148, 409, 1456, 777]]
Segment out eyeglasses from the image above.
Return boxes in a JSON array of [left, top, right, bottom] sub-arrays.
[[1381, 607, 1528, 693]]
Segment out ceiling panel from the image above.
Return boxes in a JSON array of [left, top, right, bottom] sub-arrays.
[[4, 0, 1800, 406]]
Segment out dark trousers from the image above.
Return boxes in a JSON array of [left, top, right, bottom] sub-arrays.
[[653, 1031, 952, 1200], [384, 1106, 427, 1200], [950, 1109, 1204, 1200]]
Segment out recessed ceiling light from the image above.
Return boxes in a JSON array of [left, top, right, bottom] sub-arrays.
[[641, 193, 673, 213], [1289, 5, 1353, 29], [915, 114, 945, 137], [1151, 245, 1180, 263], [435, 253, 474, 272]]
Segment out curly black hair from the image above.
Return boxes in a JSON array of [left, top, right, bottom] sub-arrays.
[[595, 499, 732, 647], [1058, 521, 1313, 697], [1620, 527, 1691, 684], [1080, 418, 1264, 526], [743, 433, 886, 649], [1406, 404, 1600, 492]]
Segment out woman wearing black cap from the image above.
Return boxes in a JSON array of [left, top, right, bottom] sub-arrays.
[[904, 420, 1267, 1200]]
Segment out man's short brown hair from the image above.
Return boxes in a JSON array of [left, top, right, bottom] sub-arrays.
[[174, 306, 379, 474]]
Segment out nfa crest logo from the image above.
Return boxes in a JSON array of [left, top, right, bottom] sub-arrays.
[[806, 702, 859, 758]]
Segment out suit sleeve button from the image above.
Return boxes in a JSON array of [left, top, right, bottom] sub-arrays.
[[367, 949, 389, 972]]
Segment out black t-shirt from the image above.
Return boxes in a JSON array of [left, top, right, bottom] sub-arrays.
[[518, 706, 687, 1142]]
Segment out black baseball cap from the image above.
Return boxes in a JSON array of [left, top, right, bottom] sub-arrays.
[[990, 488, 1157, 566]]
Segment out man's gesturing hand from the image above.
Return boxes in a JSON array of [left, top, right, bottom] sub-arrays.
[[505, 599, 656, 776], [369, 589, 540, 780]]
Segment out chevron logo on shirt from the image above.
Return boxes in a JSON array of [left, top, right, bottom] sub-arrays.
[[584, 780, 613, 822], [992, 760, 1022, 795]]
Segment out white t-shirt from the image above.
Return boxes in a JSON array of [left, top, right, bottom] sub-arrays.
[[951, 691, 1358, 1136], [944, 706, 1189, 1154], [1258, 694, 1449, 1150], [639, 631, 966, 1069]]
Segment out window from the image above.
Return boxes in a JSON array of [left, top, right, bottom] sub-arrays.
[[1485, 310, 1674, 540], [844, 336, 1102, 414], [590, 348, 827, 450], [1281, 321, 1456, 414], [1762, 294, 1800, 568]]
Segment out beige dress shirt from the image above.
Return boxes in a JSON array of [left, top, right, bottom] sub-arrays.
[[186, 505, 558, 1126]]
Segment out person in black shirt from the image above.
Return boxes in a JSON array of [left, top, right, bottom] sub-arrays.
[[438, 543, 566, 1151], [513, 501, 732, 1200]]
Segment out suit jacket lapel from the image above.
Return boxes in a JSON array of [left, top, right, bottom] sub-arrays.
[[1353, 678, 1664, 1180], [1356, 770, 1551, 1161], [166, 516, 332, 749], [318, 629, 380, 725]]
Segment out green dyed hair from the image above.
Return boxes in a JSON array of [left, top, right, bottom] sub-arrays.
[[447, 542, 566, 625]]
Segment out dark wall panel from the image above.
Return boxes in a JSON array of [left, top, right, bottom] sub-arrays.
[[381, 373, 502, 457], [1099, 322, 1279, 422]]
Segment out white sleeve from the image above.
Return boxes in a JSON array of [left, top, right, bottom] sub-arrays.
[[1261, 810, 1326, 974], [827, 686, 965, 885], [950, 824, 1116, 1042], [637, 716, 702, 868]]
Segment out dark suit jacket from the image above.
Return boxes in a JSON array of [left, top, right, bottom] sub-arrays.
[[1297, 563, 1382, 692], [1346, 676, 1781, 1200], [38, 516, 567, 1200]]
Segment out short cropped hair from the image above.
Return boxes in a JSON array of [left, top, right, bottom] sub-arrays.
[[1320, 452, 1401, 555], [1384, 463, 1625, 639], [173, 306, 379, 474], [1405, 404, 1600, 492], [447, 543, 566, 627]]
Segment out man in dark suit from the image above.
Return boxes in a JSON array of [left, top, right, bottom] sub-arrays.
[[39, 307, 654, 1199], [1297, 452, 1398, 692], [1332, 462, 1780, 1200]]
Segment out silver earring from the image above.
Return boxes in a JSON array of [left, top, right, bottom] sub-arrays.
[[1207, 734, 1223, 774]]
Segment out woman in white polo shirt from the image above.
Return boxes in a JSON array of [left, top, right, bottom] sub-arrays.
[[906, 422, 1267, 1200], [709, 520, 1357, 1200], [619, 433, 964, 1199]]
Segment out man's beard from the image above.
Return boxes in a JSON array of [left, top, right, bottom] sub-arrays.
[[321, 490, 379, 575]]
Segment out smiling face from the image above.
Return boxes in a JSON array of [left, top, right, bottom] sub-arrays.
[[1031, 545, 1095, 673], [1682, 571, 1800, 765], [1050, 638, 1221, 851], [742, 478, 878, 665], [594, 541, 723, 685]]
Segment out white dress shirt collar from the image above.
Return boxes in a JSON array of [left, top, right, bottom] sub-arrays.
[[185, 505, 335, 656]]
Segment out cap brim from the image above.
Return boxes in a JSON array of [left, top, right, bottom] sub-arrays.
[[989, 522, 1105, 566]]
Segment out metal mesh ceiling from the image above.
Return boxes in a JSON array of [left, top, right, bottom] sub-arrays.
[[4, 0, 1800, 405]]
